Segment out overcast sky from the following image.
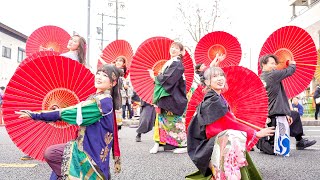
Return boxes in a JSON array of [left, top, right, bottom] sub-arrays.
[[0, 0, 291, 71]]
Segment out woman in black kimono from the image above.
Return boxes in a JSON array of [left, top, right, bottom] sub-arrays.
[[148, 41, 188, 154], [187, 67, 275, 179]]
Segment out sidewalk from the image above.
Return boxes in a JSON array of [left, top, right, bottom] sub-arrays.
[[301, 117, 320, 126]]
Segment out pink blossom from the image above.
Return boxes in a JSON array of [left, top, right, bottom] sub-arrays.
[[223, 140, 248, 180]]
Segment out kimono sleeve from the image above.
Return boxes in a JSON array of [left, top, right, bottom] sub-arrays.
[[61, 102, 103, 126], [153, 78, 170, 104], [187, 114, 215, 177], [29, 100, 103, 126], [156, 60, 184, 95]]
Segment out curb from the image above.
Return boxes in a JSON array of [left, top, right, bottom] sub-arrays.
[[122, 119, 139, 127], [302, 120, 320, 126]]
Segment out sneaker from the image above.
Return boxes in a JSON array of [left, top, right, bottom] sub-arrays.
[[149, 143, 164, 154], [20, 155, 33, 160], [296, 138, 317, 150], [173, 147, 187, 154]]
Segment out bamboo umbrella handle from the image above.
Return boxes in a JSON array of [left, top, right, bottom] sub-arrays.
[[295, 63, 318, 67], [235, 117, 263, 130]]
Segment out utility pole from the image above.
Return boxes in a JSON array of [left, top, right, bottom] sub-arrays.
[[97, 13, 109, 50], [97, 13, 108, 51], [108, 0, 125, 40]]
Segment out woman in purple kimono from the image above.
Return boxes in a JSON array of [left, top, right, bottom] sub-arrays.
[[16, 64, 122, 180]]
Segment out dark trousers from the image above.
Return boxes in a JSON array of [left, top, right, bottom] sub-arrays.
[[44, 143, 66, 178], [315, 104, 320, 120], [258, 112, 304, 154], [122, 102, 132, 119]]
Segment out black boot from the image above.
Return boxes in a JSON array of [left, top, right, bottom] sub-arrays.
[[136, 133, 141, 142]]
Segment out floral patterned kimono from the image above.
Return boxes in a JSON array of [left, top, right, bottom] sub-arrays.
[[153, 56, 188, 148], [186, 90, 262, 180], [27, 91, 120, 180]]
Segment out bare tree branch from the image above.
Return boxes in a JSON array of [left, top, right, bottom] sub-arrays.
[[176, 0, 221, 44]]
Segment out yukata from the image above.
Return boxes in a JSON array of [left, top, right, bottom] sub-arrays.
[[153, 56, 188, 148], [186, 90, 262, 180], [27, 91, 120, 180]]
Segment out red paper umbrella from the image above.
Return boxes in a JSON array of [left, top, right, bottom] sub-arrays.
[[185, 86, 204, 132], [185, 66, 268, 137], [2, 55, 95, 161], [19, 51, 60, 68], [26, 25, 70, 56], [194, 31, 242, 68], [98, 39, 134, 69], [130, 36, 194, 104], [258, 25, 318, 98]]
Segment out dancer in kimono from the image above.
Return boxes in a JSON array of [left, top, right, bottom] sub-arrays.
[[16, 64, 122, 180], [60, 34, 87, 64], [187, 53, 226, 102], [21, 34, 88, 161], [187, 67, 275, 180], [148, 41, 188, 154]]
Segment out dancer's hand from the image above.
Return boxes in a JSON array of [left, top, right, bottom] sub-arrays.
[[15, 110, 32, 118], [256, 127, 275, 138], [147, 69, 155, 81], [210, 53, 226, 67], [287, 115, 293, 125]]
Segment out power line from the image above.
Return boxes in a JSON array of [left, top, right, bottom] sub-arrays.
[[108, 0, 126, 40]]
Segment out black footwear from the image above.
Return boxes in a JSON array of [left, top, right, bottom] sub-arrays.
[[296, 138, 317, 150], [135, 134, 141, 142]]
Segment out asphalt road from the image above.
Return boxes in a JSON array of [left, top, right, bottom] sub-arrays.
[[1, 125, 320, 180]]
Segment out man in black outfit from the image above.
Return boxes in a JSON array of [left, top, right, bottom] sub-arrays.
[[257, 54, 316, 154]]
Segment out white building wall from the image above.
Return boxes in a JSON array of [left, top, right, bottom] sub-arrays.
[[288, 2, 320, 49], [0, 31, 26, 87]]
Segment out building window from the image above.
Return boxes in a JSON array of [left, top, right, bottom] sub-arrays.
[[17, 47, 26, 62], [2, 46, 11, 59]]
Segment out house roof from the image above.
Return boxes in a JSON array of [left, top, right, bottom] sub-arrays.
[[0, 22, 28, 42]]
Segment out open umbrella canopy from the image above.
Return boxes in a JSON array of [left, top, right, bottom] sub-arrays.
[[26, 25, 70, 56], [2, 55, 95, 161], [130, 36, 194, 104], [185, 66, 268, 143], [258, 25, 318, 99], [98, 39, 134, 69], [194, 31, 242, 68], [19, 50, 59, 68]]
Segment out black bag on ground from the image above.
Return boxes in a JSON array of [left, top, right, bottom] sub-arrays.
[[256, 137, 275, 155]]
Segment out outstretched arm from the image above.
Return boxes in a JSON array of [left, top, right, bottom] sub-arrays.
[[15, 95, 111, 126], [209, 53, 226, 67]]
